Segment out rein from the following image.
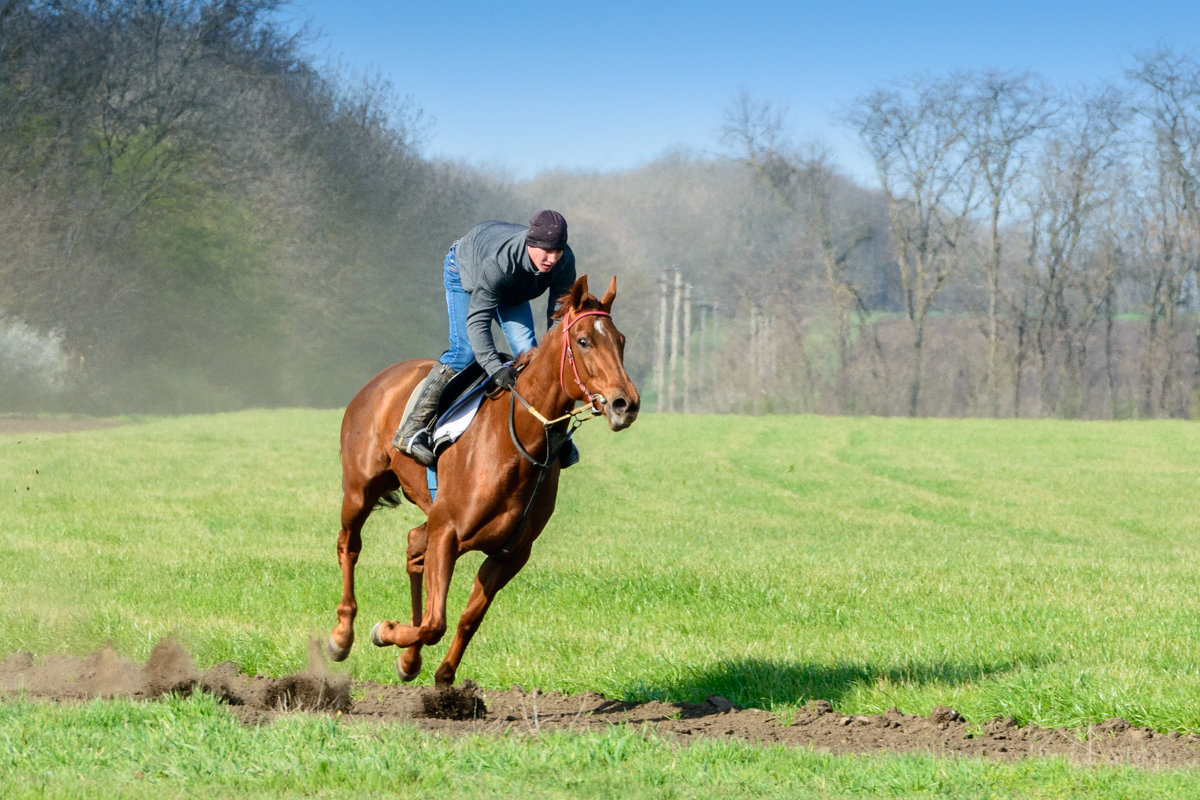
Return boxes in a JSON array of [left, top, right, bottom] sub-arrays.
[[487, 308, 611, 558]]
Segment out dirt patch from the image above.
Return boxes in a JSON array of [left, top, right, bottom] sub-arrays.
[[419, 680, 488, 720], [3, 642, 1198, 769]]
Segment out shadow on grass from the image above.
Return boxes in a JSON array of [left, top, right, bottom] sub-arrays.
[[617, 656, 1041, 711]]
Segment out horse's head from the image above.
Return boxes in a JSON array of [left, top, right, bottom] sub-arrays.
[[554, 275, 640, 431]]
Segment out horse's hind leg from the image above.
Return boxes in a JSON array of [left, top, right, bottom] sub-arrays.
[[434, 546, 531, 687], [397, 523, 427, 681], [328, 488, 373, 661]]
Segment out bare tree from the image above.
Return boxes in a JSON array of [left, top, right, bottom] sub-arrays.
[[722, 92, 874, 413], [959, 70, 1057, 415], [1129, 49, 1200, 417], [848, 75, 978, 416], [1021, 86, 1128, 416]]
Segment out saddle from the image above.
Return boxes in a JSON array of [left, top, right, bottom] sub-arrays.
[[429, 362, 494, 458], [434, 359, 496, 420], [398, 354, 513, 460]]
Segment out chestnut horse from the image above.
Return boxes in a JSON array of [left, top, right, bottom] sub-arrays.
[[327, 275, 639, 686]]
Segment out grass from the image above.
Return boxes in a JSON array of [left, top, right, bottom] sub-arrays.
[[4, 693, 1200, 800], [3, 409, 1200, 796]]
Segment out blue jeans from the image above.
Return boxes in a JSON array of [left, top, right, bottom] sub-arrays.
[[438, 246, 537, 371]]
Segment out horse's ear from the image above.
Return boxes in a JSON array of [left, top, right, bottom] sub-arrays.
[[568, 274, 590, 309], [600, 275, 617, 312]]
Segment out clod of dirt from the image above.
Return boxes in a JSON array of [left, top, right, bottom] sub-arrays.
[[799, 699, 834, 718], [984, 715, 1019, 735], [706, 694, 735, 712], [1096, 717, 1133, 734], [262, 674, 351, 713], [419, 680, 486, 720], [929, 706, 964, 724]]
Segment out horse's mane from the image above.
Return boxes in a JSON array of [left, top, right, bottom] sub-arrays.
[[514, 347, 537, 369], [511, 285, 603, 372]]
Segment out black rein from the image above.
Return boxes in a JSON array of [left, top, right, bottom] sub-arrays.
[[484, 389, 580, 559]]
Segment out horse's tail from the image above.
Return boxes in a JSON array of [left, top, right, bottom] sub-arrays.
[[373, 490, 405, 510]]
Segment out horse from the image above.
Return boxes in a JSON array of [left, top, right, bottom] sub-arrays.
[[327, 274, 640, 687]]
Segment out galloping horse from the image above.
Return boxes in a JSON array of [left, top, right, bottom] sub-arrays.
[[327, 275, 639, 686]]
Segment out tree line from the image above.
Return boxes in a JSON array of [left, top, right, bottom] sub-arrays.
[[0, 0, 520, 412], [706, 55, 1200, 419], [540, 53, 1200, 420], [3, 1, 1199, 420]]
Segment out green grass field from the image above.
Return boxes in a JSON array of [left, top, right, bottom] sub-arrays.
[[3, 410, 1200, 797]]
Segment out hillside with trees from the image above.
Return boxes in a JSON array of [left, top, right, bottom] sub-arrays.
[[0, 0, 521, 412], [3, 1, 1199, 419]]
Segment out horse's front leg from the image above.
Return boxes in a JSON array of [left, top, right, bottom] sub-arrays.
[[434, 545, 532, 687], [328, 490, 371, 661], [371, 523, 457, 656]]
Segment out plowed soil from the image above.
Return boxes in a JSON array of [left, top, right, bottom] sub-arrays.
[[3, 641, 1199, 769]]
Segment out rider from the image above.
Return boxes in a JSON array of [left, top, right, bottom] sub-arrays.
[[394, 210, 578, 467]]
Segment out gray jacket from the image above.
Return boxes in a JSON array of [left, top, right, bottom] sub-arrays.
[[453, 221, 577, 375]]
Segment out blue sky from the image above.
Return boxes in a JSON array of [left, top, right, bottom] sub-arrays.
[[279, 1, 1200, 183]]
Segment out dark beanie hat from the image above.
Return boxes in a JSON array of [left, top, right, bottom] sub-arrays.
[[526, 209, 568, 249]]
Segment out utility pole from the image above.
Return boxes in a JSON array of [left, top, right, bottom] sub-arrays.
[[682, 281, 693, 413], [654, 271, 669, 412], [668, 271, 683, 412]]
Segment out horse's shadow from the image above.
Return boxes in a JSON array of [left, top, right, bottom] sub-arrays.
[[599, 656, 1042, 718]]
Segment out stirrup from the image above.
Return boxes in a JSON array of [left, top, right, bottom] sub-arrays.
[[399, 429, 437, 466]]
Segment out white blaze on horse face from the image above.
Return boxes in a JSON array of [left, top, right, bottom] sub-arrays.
[[593, 318, 610, 340]]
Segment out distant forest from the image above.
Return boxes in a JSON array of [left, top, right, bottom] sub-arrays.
[[3, 0, 1200, 419]]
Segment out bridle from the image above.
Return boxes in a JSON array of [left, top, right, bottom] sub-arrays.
[[559, 309, 612, 407], [505, 307, 612, 434]]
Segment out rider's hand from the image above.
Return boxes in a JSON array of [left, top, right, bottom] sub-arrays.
[[490, 365, 518, 391]]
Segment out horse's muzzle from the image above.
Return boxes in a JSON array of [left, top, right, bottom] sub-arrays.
[[603, 393, 639, 431]]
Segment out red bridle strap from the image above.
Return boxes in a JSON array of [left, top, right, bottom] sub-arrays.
[[560, 309, 612, 406]]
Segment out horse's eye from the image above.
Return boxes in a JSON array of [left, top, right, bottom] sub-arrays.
[[576, 337, 589, 348]]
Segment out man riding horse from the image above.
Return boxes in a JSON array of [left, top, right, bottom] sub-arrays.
[[394, 209, 580, 467]]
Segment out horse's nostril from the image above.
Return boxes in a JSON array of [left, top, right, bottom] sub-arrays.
[[612, 398, 628, 413]]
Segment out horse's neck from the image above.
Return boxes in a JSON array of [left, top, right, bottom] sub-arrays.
[[490, 344, 574, 438], [523, 343, 575, 418]]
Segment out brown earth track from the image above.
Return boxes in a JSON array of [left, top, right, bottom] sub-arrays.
[[3, 641, 1199, 769]]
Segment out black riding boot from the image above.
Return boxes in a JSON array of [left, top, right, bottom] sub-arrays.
[[560, 438, 580, 468], [393, 363, 457, 466]]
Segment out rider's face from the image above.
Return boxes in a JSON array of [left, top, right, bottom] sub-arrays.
[[527, 245, 563, 273]]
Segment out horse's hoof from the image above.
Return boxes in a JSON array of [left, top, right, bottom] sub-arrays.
[[370, 621, 387, 647], [397, 655, 420, 682], [327, 635, 351, 662]]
